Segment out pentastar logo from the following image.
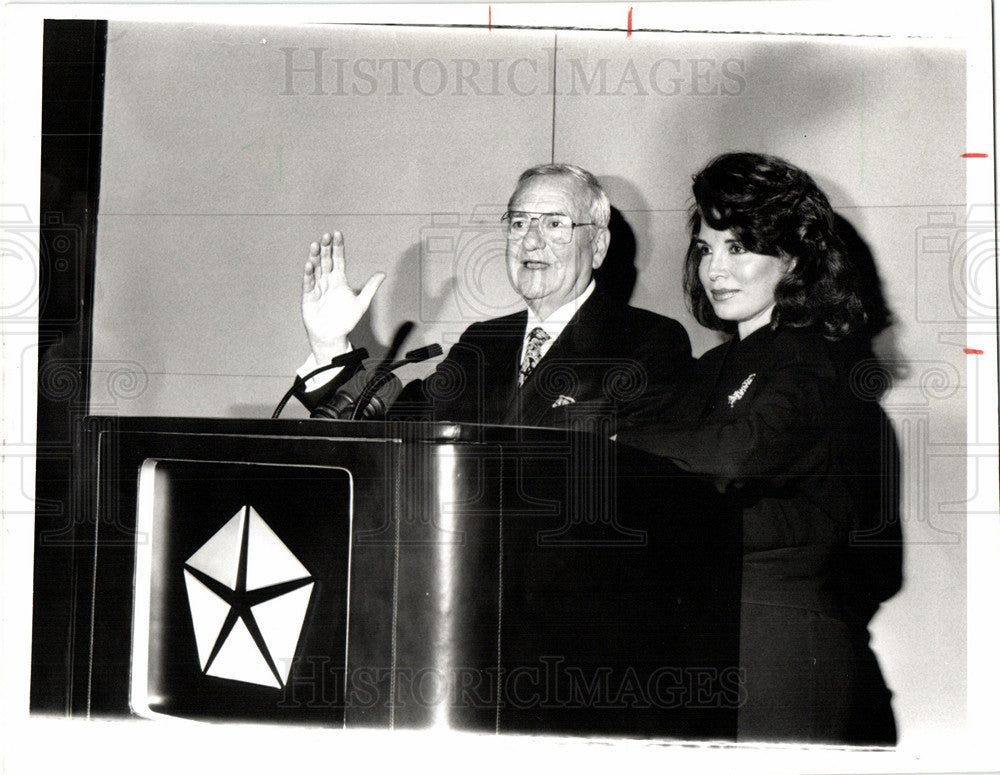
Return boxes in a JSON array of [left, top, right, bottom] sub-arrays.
[[183, 505, 314, 689]]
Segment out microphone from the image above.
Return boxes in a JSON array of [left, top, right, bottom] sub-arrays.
[[319, 344, 444, 420], [321, 371, 404, 420], [272, 348, 369, 419], [337, 320, 413, 421], [399, 344, 444, 364], [349, 342, 445, 421], [310, 367, 384, 419]]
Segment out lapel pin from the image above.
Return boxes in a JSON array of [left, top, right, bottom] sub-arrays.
[[727, 373, 756, 408]]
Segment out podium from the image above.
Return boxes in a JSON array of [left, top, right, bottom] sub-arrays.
[[50, 416, 740, 739]]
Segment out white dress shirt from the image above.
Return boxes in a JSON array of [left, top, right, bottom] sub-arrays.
[[520, 280, 596, 363]]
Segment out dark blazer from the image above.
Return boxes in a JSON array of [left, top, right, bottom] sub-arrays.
[[621, 324, 853, 552], [618, 324, 898, 745], [307, 288, 693, 429]]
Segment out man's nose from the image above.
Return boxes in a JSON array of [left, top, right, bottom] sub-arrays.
[[522, 220, 545, 249]]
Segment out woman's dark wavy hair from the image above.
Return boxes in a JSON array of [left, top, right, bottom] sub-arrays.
[[684, 152, 865, 339]]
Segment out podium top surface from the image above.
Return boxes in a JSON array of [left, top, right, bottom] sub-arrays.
[[82, 415, 596, 445]]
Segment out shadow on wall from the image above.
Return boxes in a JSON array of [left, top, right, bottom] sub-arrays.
[[595, 205, 639, 305], [236, 241, 440, 419], [596, 174, 660, 309], [835, 213, 909, 385], [831, 210, 906, 743], [328, 240, 461, 363]]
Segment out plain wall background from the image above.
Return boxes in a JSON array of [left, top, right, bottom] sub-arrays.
[[92, 21, 968, 743]]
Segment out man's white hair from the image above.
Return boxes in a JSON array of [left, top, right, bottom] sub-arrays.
[[509, 163, 611, 228]]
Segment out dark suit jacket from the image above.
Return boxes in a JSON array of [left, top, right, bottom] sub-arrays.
[[304, 288, 692, 429]]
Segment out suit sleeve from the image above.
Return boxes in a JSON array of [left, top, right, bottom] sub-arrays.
[[616, 317, 694, 422], [617, 351, 833, 491]]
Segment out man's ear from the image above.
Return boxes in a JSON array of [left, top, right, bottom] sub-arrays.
[[591, 227, 610, 270]]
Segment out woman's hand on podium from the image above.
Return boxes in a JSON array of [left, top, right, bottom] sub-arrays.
[[302, 230, 386, 364]]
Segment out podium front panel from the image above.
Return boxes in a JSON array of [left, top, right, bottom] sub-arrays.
[[58, 417, 739, 739]]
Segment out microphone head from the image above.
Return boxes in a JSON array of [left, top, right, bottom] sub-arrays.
[[338, 347, 369, 365], [404, 343, 444, 363]]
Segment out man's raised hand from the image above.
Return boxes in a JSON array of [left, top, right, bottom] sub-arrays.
[[301, 231, 386, 364]]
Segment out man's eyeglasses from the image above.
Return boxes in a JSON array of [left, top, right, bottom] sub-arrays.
[[501, 211, 597, 245]]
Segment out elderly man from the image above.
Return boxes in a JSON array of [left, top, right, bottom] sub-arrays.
[[295, 163, 691, 427]]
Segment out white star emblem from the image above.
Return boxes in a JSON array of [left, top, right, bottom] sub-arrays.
[[183, 505, 314, 689]]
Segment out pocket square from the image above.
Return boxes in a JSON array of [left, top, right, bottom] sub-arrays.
[[552, 395, 576, 408]]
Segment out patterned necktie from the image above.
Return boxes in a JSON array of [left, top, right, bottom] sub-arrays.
[[518, 326, 550, 387]]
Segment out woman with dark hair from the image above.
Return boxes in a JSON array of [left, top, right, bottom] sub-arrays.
[[619, 152, 897, 744]]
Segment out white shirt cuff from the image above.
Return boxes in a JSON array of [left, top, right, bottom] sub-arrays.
[[296, 348, 350, 392]]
